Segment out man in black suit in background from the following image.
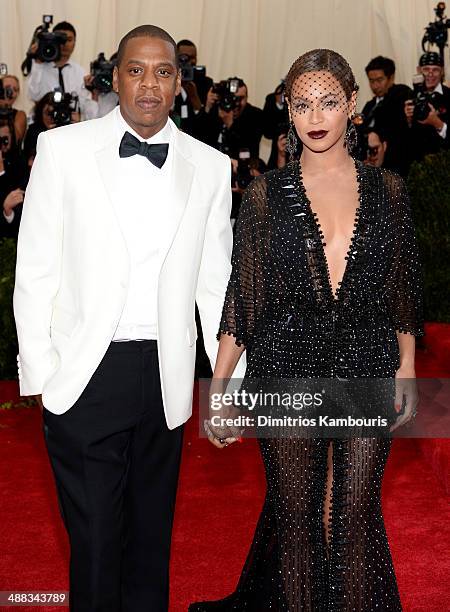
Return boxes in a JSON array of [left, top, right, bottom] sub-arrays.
[[404, 51, 450, 165], [362, 56, 411, 175], [173, 39, 213, 135]]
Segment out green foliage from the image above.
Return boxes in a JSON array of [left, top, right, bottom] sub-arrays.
[[0, 238, 18, 379], [407, 151, 450, 322]]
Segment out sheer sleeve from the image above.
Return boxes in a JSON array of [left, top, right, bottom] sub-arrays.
[[383, 171, 425, 336], [217, 176, 268, 349]]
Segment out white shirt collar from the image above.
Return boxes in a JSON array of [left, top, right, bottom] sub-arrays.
[[433, 82, 444, 94], [115, 105, 172, 144]]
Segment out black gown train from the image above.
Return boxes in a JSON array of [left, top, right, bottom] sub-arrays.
[[190, 160, 424, 611]]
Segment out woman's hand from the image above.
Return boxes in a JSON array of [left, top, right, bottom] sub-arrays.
[[389, 365, 418, 432], [204, 380, 243, 449]]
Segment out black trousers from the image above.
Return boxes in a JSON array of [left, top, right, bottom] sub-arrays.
[[43, 340, 184, 612]]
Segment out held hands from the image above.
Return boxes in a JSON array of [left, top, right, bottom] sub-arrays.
[[204, 381, 243, 449], [389, 366, 419, 432]]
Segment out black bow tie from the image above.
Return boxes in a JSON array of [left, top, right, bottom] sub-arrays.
[[119, 131, 169, 168]]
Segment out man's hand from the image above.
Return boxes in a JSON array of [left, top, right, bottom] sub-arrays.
[[84, 74, 99, 101], [205, 87, 219, 113], [418, 103, 445, 130], [277, 133, 287, 156], [218, 106, 234, 128], [182, 81, 202, 111], [3, 189, 24, 216], [30, 42, 43, 63], [404, 100, 414, 126], [34, 394, 44, 413]]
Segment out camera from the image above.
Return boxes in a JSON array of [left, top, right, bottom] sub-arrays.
[[87, 53, 116, 94], [274, 79, 286, 105], [411, 73, 445, 121], [0, 63, 14, 102], [212, 78, 242, 112], [34, 15, 67, 63], [21, 15, 67, 76], [422, 2, 450, 54], [50, 89, 79, 127], [178, 53, 206, 82], [235, 148, 252, 189], [0, 63, 15, 121]]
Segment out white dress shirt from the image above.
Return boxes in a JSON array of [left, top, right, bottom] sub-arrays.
[[432, 83, 447, 139], [27, 59, 97, 120], [112, 106, 174, 341]]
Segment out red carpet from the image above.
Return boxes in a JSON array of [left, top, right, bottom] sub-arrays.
[[0, 324, 449, 611]]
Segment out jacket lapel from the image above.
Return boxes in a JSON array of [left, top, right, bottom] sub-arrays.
[[159, 120, 195, 267], [94, 110, 129, 254]]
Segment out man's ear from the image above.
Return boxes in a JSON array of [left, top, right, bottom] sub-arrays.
[[112, 66, 119, 94]]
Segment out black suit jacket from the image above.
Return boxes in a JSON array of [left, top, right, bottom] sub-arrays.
[[195, 102, 264, 159], [174, 75, 213, 137], [362, 84, 413, 175], [406, 84, 450, 165]]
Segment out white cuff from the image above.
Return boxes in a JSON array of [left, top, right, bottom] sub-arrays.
[[3, 209, 15, 223], [438, 122, 447, 139]]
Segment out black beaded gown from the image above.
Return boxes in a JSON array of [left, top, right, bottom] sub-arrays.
[[190, 159, 424, 612]]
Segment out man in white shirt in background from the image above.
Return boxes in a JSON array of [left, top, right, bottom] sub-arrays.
[[27, 21, 97, 120], [14, 23, 245, 611]]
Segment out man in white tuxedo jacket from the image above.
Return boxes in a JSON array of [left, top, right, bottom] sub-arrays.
[[14, 25, 244, 612]]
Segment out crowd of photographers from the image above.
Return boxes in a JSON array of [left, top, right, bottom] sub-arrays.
[[2, 14, 450, 239]]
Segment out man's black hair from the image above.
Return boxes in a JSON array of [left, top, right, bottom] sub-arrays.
[[117, 25, 179, 67], [367, 126, 388, 143], [53, 21, 76, 37], [177, 39, 196, 49], [365, 56, 395, 77]]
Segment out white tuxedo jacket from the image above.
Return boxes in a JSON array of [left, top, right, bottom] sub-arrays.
[[13, 110, 245, 429]]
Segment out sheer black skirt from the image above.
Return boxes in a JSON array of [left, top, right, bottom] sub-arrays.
[[189, 436, 402, 611]]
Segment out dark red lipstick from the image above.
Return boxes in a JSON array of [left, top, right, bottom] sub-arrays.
[[307, 130, 328, 139]]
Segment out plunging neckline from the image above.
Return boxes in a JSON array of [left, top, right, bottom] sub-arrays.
[[296, 158, 363, 304]]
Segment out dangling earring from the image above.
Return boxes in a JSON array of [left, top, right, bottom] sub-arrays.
[[344, 117, 358, 155], [286, 122, 299, 157]]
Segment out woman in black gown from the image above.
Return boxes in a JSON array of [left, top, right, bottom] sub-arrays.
[[190, 49, 424, 612]]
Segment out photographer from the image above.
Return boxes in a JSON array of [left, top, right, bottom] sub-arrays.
[[23, 90, 79, 160], [364, 128, 388, 168], [263, 80, 289, 169], [0, 72, 27, 144], [362, 56, 412, 175], [26, 20, 96, 120], [0, 121, 28, 238], [83, 52, 119, 118], [404, 51, 450, 164], [196, 78, 263, 158], [174, 39, 213, 135]]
